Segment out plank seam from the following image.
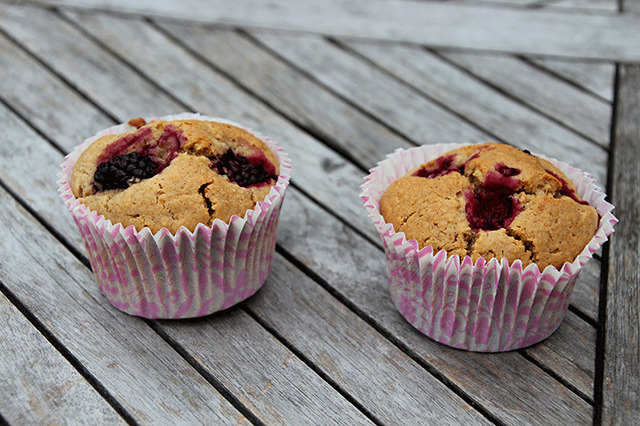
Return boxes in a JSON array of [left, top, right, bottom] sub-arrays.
[[429, 49, 610, 149], [236, 29, 427, 147], [518, 350, 595, 404], [273, 244, 505, 425], [54, 11, 195, 115], [592, 62, 621, 426], [0, 276, 137, 425], [241, 306, 385, 426], [519, 56, 613, 104], [0, 21, 120, 125], [145, 322, 265, 426]]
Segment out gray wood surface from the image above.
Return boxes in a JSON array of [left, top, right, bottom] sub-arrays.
[[27, 0, 640, 61], [0, 0, 634, 423], [602, 63, 640, 424], [0, 292, 124, 424]]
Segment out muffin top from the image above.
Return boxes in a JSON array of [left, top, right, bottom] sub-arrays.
[[71, 118, 279, 233], [379, 143, 599, 269]]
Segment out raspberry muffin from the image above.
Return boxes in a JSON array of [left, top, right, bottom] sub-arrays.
[[59, 113, 292, 319], [379, 143, 599, 269], [361, 143, 615, 351], [71, 117, 280, 233]]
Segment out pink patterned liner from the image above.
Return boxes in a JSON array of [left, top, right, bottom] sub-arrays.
[[58, 113, 292, 319], [360, 144, 616, 352]]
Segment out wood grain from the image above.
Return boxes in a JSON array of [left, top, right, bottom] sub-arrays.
[[249, 252, 492, 425], [0, 292, 124, 424], [340, 39, 609, 187], [527, 57, 615, 102], [275, 188, 594, 424], [438, 50, 612, 147], [0, 185, 245, 424], [26, 0, 640, 61], [0, 97, 375, 426], [602, 63, 640, 424], [155, 22, 417, 171]]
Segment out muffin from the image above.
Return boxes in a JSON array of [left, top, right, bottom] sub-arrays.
[[361, 143, 616, 351], [59, 113, 292, 319], [71, 117, 280, 233], [379, 143, 599, 269]]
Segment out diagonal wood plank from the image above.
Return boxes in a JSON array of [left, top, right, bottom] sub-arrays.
[[601, 63, 640, 424], [252, 31, 608, 187], [527, 57, 616, 102], [0, 292, 124, 424], [25, 0, 640, 61], [0, 183, 246, 424], [0, 103, 376, 426], [274, 189, 594, 425], [437, 50, 612, 147]]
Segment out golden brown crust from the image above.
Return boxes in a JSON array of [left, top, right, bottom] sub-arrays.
[[71, 119, 279, 233], [380, 143, 599, 269]]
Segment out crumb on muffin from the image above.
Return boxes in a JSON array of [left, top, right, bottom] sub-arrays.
[[380, 143, 598, 269]]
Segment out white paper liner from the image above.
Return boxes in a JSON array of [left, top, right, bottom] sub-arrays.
[[58, 113, 291, 319], [361, 144, 616, 352]]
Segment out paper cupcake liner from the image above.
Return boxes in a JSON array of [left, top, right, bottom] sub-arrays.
[[361, 144, 616, 352], [58, 113, 292, 319]]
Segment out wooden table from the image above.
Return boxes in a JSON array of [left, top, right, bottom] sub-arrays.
[[1, 0, 638, 424]]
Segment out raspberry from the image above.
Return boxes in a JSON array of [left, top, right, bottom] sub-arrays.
[[465, 163, 523, 231], [94, 152, 158, 191], [413, 154, 463, 178], [212, 149, 276, 187]]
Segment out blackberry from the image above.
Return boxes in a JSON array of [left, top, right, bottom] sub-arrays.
[[94, 152, 158, 191], [212, 149, 275, 187]]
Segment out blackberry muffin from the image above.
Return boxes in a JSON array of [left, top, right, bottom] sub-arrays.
[[71, 118, 280, 233], [59, 114, 291, 318], [379, 143, 599, 270]]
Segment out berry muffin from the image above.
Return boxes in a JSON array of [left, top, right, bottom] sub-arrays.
[[59, 113, 292, 319], [361, 143, 615, 351], [379, 143, 599, 269], [70, 117, 280, 233]]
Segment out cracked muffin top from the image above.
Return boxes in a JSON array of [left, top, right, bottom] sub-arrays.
[[71, 118, 279, 234], [379, 143, 598, 269]]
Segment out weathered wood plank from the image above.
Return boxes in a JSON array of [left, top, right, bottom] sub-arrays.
[[336, 38, 609, 187], [0, 31, 112, 149], [0, 292, 124, 424], [154, 22, 418, 171], [525, 311, 596, 399], [0, 5, 184, 124], [156, 310, 376, 425], [26, 0, 640, 61], [249, 252, 491, 425], [601, 64, 640, 424], [527, 57, 615, 102], [18, 5, 378, 241], [438, 50, 611, 147], [0, 105, 376, 425], [274, 188, 594, 425], [0, 185, 245, 424], [570, 257, 601, 322]]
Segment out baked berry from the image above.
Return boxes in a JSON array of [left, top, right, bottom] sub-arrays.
[[414, 154, 464, 178], [546, 169, 589, 205], [212, 149, 276, 187], [94, 152, 158, 191], [465, 163, 523, 231]]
